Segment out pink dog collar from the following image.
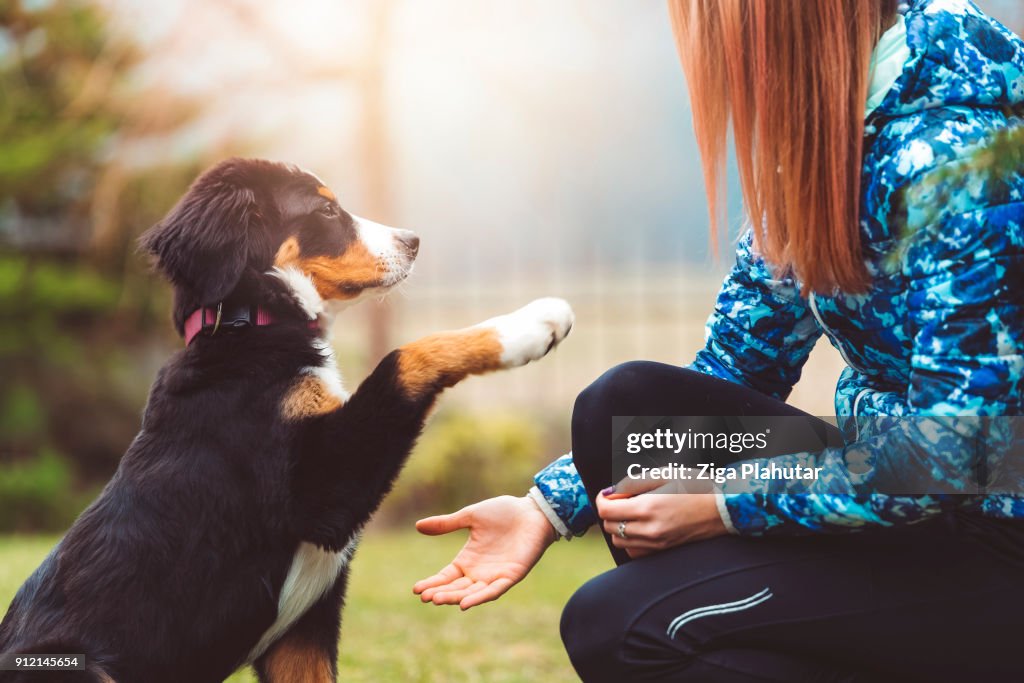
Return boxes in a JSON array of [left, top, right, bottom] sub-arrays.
[[184, 304, 317, 345]]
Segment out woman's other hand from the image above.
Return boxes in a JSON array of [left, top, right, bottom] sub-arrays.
[[596, 480, 728, 559], [413, 495, 558, 610]]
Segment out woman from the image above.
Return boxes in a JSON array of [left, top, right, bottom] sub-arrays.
[[414, 0, 1024, 680]]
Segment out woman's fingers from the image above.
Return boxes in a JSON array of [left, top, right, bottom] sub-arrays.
[[431, 580, 488, 605], [415, 508, 471, 536], [595, 491, 651, 522], [460, 578, 515, 610], [597, 480, 699, 523], [601, 518, 657, 540], [413, 510, 473, 600], [609, 533, 662, 550], [601, 517, 665, 549], [419, 575, 474, 602], [610, 474, 665, 498], [414, 564, 517, 608], [412, 563, 464, 595]]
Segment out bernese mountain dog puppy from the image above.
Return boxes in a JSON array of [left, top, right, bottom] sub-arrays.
[[0, 158, 573, 683]]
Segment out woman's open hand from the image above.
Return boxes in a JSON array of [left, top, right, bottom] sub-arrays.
[[596, 478, 728, 559], [413, 495, 557, 610]]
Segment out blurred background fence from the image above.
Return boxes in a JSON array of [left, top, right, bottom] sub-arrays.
[[1, 0, 1022, 532]]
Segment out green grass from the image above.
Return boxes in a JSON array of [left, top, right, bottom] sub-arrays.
[[0, 530, 612, 682]]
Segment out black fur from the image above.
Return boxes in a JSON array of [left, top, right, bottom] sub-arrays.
[[0, 159, 438, 682]]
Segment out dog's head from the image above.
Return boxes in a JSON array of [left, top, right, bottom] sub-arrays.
[[140, 158, 418, 330]]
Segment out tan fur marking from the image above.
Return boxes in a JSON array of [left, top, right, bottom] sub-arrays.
[[295, 241, 381, 300], [281, 375, 344, 421], [396, 328, 504, 400], [261, 634, 334, 683], [275, 236, 301, 267], [316, 186, 337, 201], [275, 235, 380, 300]]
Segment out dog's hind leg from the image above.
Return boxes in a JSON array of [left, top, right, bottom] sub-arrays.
[[288, 298, 573, 552], [253, 570, 347, 683]]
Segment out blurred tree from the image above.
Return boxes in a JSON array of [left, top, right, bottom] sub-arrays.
[[0, 0, 126, 247], [0, 0, 402, 531], [0, 0, 204, 530]]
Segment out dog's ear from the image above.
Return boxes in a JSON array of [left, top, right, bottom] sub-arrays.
[[140, 161, 272, 308]]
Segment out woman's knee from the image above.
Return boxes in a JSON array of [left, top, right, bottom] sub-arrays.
[[571, 361, 688, 482], [561, 573, 630, 680], [572, 361, 660, 425]]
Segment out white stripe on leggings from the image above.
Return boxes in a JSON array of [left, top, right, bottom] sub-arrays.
[[667, 587, 774, 639]]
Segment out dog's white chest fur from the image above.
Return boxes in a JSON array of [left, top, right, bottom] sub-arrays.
[[248, 537, 358, 662]]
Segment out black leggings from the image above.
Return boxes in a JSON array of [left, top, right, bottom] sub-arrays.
[[561, 361, 1024, 682]]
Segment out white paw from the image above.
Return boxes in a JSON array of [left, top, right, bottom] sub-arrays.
[[478, 298, 574, 368]]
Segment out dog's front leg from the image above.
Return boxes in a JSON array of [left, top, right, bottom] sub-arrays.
[[393, 297, 575, 400], [290, 298, 573, 551]]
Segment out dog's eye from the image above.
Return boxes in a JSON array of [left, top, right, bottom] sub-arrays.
[[318, 204, 339, 218]]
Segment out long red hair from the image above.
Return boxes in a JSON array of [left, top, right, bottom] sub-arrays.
[[669, 0, 894, 293]]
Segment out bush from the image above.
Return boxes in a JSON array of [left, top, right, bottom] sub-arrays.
[[384, 410, 547, 522], [0, 448, 92, 532]]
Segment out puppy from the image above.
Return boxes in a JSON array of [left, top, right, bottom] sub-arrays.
[[0, 158, 573, 682]]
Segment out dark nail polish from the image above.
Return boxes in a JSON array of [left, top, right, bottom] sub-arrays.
[[600, 486, 615, 496]]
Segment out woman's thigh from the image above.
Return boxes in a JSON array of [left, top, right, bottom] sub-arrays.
[[561, 512, 1024, 682]]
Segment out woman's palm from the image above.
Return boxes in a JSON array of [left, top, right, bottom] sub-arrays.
[[413, 495, 556, 610]]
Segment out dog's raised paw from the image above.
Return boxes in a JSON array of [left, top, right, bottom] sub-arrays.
[[478, 298, 574, 369]]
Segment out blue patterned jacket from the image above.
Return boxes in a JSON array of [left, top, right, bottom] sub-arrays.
[[534, 0, 1024, 537]]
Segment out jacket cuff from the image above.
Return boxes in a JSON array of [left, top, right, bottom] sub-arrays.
[[720, 493, 777, 536], [713, 490, 740, 535], [533, 453, 597, 537], [527, 486, 572, 540]]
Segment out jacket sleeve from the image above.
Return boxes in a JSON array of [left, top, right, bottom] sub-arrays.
[[532, 228, 824, 537], [691, 229, 823, 400], [719, 197, 1024, 535]]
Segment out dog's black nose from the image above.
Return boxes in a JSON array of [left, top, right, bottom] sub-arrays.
[[396, 230, 419, 256]]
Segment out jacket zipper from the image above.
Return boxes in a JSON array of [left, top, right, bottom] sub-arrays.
[[807, 293, 867, 374]]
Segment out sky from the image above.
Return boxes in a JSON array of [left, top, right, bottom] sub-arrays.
[[99, 0, 1023, 285], [101, 0, 727, 284]]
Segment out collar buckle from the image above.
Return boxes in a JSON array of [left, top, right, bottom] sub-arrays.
[[204, 303, 255, 335], [185, 303, 264, 345]]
